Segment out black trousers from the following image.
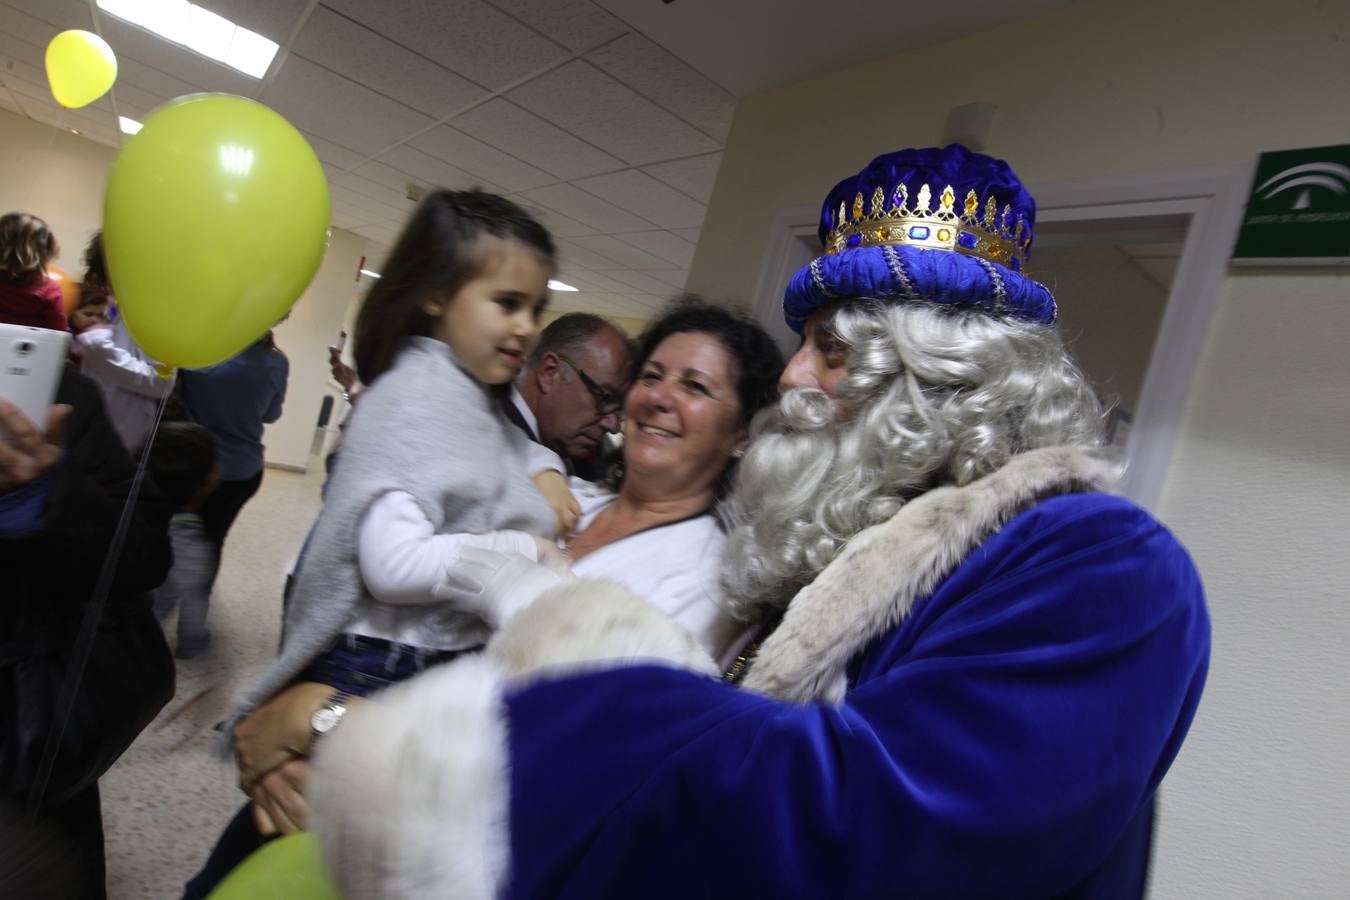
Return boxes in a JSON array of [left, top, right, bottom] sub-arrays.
[[197, 469, 264, 592], [199, 469, 264, 549]]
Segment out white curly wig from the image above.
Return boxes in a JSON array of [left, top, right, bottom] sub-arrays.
[[719, 300, 1106, 621]]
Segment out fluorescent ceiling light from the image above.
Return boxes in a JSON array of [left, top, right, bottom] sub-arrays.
[[548, 280, 579, 292], [119, 116, 143, 134], [96, 0, 279, 79], [359, 268, 382, 280]]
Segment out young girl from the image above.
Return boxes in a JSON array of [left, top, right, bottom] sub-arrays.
[[224, 190, 569, 743]]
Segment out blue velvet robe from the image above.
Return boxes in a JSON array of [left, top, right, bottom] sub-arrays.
[[499, 493, 1209, 899]]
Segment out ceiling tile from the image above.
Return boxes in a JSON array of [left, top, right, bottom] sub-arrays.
[[613, 231, 696, 268], [558, 269, 638, 293], [0, 27, 45, 67], [485, 0, 626, 52], [554, 238, 628, 273], [642, 152, 723, 203], [514, 201, 597, 238], [262, 55, 433, 156], [341, 157, 423, 195], [290, 7, 486, 118], [409, 124, 555, 192], [567, 234, 673, 271], [323, 0, 568, 89], [3, 77, 114, 129], [521, 183, 655, 233], [643, 269, 691, 290], [452, 98, 624, 180], [573, 169, 704, 229], [672, 228, 702, 243], [375, 144, 505, 193], [334, 172, 416, 215], [599, 268, 683, 297], [303, 132, 367, 170], [510, 61, 720, 165], [586, 33, 734, 141], [192, 0, 312, 45], [330, 199, 378, 229], [111, 81, 172, 120], [329, 183, 410, 223], [97, 17, 259, 97], [1, 0, 92, 34], [113, 56, 204, 105]]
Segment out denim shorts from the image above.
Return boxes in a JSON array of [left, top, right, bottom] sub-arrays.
[[296, 633, 473, 698]]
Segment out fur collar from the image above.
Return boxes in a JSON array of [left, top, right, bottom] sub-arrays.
[[741, 447, 1119, 704]]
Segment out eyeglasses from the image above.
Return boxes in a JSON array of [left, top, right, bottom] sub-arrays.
[[557, 353, 623, 416]]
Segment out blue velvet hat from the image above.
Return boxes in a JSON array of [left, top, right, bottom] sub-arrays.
[[784, 144, 1056, 332]]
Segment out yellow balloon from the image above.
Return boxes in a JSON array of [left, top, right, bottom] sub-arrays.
[[103, 94, 331, 369], [45, 30, 117, 109], [207, 833, 341, 900]]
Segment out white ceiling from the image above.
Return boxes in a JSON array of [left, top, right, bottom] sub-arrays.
[[0, 0, 1076, 321]]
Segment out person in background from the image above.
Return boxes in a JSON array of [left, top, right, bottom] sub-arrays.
[[148, 422, 222, 658], [1, 305, 173, 900], [73, 233, 173, 454], [176, 329, 289, 631], [0, 212, 67, 333], [510, 313, 632, 479]]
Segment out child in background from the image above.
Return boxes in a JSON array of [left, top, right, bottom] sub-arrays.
[[74, 232, 173, 454], [148, 422, 222, 658], [0, 212, 67, 333], [225, 189, 571, 743]]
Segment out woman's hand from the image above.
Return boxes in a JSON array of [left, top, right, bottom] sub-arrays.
[[251, 758, 312, 836], [0, 400, 68, 493], [234, 681, 335, 793]]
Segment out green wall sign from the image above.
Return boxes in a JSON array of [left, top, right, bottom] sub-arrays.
[[1232, 144, 1350, 265]]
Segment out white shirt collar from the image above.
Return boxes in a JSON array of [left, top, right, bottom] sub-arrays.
[[510, 385, 539, 437]]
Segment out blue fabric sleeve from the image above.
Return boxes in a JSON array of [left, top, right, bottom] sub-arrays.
[[0, 463, 59, 537], [502, 500, 1209, 900]]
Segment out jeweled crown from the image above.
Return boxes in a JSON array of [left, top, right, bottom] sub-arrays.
[[825, 182, 1033, 272]]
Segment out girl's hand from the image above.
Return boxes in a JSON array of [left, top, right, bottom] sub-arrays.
[[532, 469, 580, 536]]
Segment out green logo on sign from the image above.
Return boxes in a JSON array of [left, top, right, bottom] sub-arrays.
[[1233, 144, 1350, 263]]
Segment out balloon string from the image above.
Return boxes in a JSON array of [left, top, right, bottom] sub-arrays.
[[27, 386, 175, 814]]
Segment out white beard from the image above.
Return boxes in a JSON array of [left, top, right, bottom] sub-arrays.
[[720, 388, 899, 621]]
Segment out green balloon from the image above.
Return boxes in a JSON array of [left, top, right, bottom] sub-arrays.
[[103, 93, 330, 369], [207, 832, 342, 899]]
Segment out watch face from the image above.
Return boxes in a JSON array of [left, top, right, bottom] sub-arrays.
[[312, 707, 340, 734]]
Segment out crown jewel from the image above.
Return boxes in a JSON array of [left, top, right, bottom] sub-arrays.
[[826, 180, 1033, 271]]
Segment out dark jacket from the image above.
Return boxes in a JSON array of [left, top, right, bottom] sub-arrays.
[[1, 367, 174, 801]]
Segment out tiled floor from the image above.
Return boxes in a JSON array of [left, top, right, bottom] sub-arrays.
[[101, 467, 324, 898]]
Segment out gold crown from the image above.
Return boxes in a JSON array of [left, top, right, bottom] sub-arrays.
[[825, 183, 1032, 270]]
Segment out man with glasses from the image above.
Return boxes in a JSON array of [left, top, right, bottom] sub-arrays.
[[510, 313, 633, 478]]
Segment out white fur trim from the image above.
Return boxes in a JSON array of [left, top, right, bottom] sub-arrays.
[[308, 655, 511, 900], [307, 581, 714, 898], [743, 447, 1118, 703], [489, 578, 718, 681]]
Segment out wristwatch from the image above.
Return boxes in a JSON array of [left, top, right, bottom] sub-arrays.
[[310, 690, 353, 741]]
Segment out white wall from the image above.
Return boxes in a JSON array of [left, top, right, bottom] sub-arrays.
[[0, 107, 115, 272], [0, 106, 368, 471], [263, 228, 366, 469], [1149, 271, 1350, 898], [686, 0, 1350, 895]]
